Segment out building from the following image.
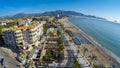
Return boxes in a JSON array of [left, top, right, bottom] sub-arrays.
[[0, 23, 6, 26], [2, 21, 45, 47]]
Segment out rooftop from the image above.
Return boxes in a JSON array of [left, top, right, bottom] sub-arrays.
[[2, 21, 42, 31]]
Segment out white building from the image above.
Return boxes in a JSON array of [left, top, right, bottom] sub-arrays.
[[0, 22, 6, 26], [2, 21, 45, 47]]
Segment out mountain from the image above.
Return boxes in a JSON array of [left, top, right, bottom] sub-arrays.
[[13, 13, 38, 17], [12, 10, 106, 20], [13, 10, 85, 17], [40, 10, 85, 16]]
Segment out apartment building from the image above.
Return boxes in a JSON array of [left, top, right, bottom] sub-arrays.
[[2, 21, 45, 46]]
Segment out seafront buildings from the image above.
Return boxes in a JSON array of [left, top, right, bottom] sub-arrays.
[[2, 20, 46, 48]]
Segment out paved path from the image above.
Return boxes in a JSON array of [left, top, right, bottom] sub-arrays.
[[66, 33, 91, 68], [57, 24, 75, 67], [58, 24, 91, 68]]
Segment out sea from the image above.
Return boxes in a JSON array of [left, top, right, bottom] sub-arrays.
[[68, 17, 120, 61]]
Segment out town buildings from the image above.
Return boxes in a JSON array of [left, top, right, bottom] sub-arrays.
[[2, 20, 46, 47]]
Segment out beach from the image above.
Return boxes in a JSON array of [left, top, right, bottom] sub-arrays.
[[59, 17, 120, 67]]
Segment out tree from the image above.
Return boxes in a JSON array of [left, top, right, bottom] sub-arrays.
[[45, 50, 53, 60], [91, 55, 97, 65], [43, 24, 48, 34], [59, 44, 64, 51], [58, 37, 64, 51], [83, 47, 88, 56], [72, 59, 81, 68], [0, 27, 3, 35], [57, 29, 61, 35], [58, 37, 63, 44]]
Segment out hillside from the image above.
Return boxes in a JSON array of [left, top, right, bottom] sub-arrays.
[[2, 10, 106, 20]]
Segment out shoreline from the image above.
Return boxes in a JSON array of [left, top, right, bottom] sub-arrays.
[[61, 17, 120, 66]]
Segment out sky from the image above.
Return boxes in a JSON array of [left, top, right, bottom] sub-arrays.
[[0, 0, 120, 22]]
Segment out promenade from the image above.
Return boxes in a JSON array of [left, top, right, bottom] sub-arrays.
[[57, 24, 74, 67], [66, 33, 91, 68], [59, 17, 120, 67], [57, 22, 91, 68]]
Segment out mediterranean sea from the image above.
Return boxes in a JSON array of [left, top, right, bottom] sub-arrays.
[[69, 17, 120, 60]]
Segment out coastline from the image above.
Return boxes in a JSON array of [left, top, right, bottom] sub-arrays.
[[61, 17, 120, 66]]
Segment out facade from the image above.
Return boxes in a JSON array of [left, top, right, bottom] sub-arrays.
[[2, 30, 16, 45], [2, 21, 45, 46]]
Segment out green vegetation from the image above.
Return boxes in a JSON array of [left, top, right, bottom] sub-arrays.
[[59, 44, 64, 51], [43, 24, 48, 34], [6, 22, 17, 27], [0, 22, 17, 35], [49, 24, 57, 28], [44, 50, 55, 60], [58, 37, 63, 44], [91, 55, 97, 65], [58, 37, 64, 51], [43, 23, 58, 34], [65, 30, 73, 37], [57, 29, 61, 35], [45, 50, 53, 59], [83, 47, 88, 56], [72, 59, 81, 68], [0, 27, 4, 44], [0, 27, 3, 35]]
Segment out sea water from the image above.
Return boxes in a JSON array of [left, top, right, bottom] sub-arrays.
[[69, 17, 120, 60]]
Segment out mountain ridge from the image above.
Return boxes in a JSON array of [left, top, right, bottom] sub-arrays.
[[2, 10, 106, 20]]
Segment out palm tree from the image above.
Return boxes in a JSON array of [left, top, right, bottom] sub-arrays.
[[75, 50, 79, 58], [77, 50, 79, 54], [83, 47, 88, 56], [91, 55, 97, 66]]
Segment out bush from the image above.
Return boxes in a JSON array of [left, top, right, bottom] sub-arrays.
[[57, 29, 61, 35], [72, 59, 81, 68], [44, 50, 55, 60], [59, 44, 64, 51], [65, 30, 73, 37], [58, 37, 64, 51], [58, 37, 63, 44], [43, 24, 48, 34]]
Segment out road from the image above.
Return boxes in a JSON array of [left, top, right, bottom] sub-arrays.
[[57, 24, 75, 67], [58, 23, 92, 68]]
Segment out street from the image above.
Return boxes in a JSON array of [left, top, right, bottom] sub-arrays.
[[58, 24, 91, 68]]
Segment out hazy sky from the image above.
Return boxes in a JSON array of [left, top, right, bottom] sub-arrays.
[[0, 0, 120, 22]]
